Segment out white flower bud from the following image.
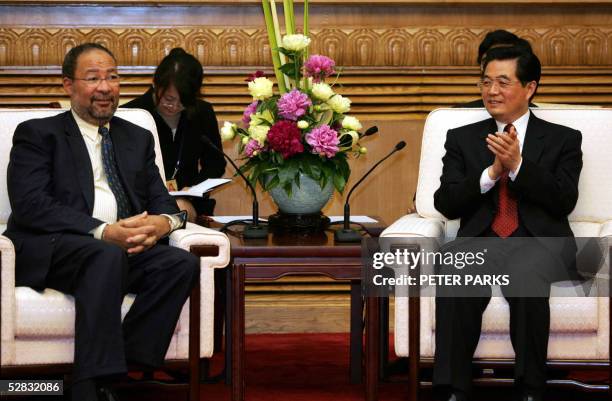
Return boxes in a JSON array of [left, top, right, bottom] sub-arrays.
[[220, 121, 237, 141]]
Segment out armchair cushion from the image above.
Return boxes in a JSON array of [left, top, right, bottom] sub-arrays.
[[1, 109, 230, 367], [385, 108, 612, 362]]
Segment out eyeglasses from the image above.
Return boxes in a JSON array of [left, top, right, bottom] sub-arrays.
[[160, 96, 184, 111], [73, 74, 120, 87], [478, 78, 522, 90]]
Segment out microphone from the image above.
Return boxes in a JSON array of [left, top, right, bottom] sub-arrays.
[[334, 140, 406, 243], [363, 126, 378, 137], [201, 136, 268, 239]]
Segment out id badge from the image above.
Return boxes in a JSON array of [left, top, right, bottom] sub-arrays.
[[166, 179, 178, 192]]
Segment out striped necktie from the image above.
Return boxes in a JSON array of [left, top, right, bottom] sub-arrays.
[[491, 123, 519, 238], [99, 126, 132, 220]]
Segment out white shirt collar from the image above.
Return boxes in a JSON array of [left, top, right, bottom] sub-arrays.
[[494, 109, 530, 136], [71, 109, 110, 142]]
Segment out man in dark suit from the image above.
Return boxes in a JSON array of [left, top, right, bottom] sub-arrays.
[[433, 46, 583, 401], [4, 43, 196, 401]]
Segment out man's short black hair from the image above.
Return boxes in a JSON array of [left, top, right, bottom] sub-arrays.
[[153, 47, 203, 109], [477, 30, 533, 64], [62, 43, 116, 79], [482, 45, 541, 100], [482, 45, 541, 85]]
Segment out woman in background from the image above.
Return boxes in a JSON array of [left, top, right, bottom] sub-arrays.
[[123, 47, 226, 221]]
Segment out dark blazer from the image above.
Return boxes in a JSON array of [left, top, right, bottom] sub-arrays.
[[4, 111, 179, 289], [122, 89, 226, 215], [433, 113, 583, 267]]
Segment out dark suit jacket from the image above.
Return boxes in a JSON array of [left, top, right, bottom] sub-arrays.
[[433, 113, 583, 267], [122, 89, 226, 215], [4, 111, 179, 289]]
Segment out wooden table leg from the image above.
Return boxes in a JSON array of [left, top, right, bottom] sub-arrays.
[[350, 279, 363, 384], [189, 283, 200, 401], [232, 263, 245, 401], [225, 263, 233, 385], [366, 295, 380, 401], [408, 296, 420, 401]]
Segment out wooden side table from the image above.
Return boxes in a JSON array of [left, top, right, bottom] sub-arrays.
[[225, 227, 382, 401]]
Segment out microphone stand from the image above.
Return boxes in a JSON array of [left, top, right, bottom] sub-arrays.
[[334, 141, 406, 243], [202, 137, 268, 239]]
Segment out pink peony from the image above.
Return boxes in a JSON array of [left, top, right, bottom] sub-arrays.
[[242, 101, 259, 126], [244, 139, 265, 157], [304, 55, 336, 82], [267, 120, 304, 159], [277, 89, 312, 121], [306, 125, 339, 158]]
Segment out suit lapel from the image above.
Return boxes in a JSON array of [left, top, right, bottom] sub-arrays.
[[478, 118, 498, 168], [64, 112, 95, 213], [522, 113, 545, 164]]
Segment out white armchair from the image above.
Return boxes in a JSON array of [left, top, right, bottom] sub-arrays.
[[0, 108, 230, 400], [381, 108, 612, 400]]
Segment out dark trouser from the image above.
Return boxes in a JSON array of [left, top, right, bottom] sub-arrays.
[[433, 230, 569, 398], [45, 234, 199, 382]]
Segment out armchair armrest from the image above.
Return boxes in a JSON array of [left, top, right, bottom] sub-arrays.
[[169, 222, 230, 269], [1, 234, 16, 365], [381, 213, 445, 240], [169, 223, 230, 358]]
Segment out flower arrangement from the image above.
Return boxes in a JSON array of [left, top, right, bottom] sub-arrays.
[[221, 0, 370, 196]]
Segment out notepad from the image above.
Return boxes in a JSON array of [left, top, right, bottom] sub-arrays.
[[170, 178, 231, 197]]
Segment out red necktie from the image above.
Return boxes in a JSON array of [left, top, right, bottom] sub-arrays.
[[491, 124, 519, 238]]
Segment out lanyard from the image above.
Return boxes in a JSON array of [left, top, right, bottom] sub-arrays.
[[170, 129, 185, 180]]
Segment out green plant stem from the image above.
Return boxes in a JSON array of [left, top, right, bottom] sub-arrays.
[[303, 0, 309, 56], [270, 0, 292, 89], [284, 0, 295, 35], [262, 0, 287, 93]]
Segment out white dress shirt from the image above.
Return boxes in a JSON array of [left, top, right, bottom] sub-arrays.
[[479, 110, 530, 193], [72, 111, 180, 240], [72, 111, 118, 239]]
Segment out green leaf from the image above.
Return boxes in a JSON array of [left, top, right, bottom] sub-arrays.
[[278, 47, 297, 57], [332, 172, 346, 193], [278, 162, 297, 186], [338, 133, 353, 148], [280, 63, 297, 78], [264, 175, 280, 191], [315, 110, 334, 127]]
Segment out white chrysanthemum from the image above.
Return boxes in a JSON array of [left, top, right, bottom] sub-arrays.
[[327, 94, 351, 114], [248, 124, 270, 145], [282, 34, 311, 51], [342, 116, 362, 131], [248, 77, 274, 100], [311, 82, 334, 101], [297, 120, 309, 129]]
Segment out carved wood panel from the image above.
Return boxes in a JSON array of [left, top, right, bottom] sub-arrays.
[[2, 27, 612, 67]]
